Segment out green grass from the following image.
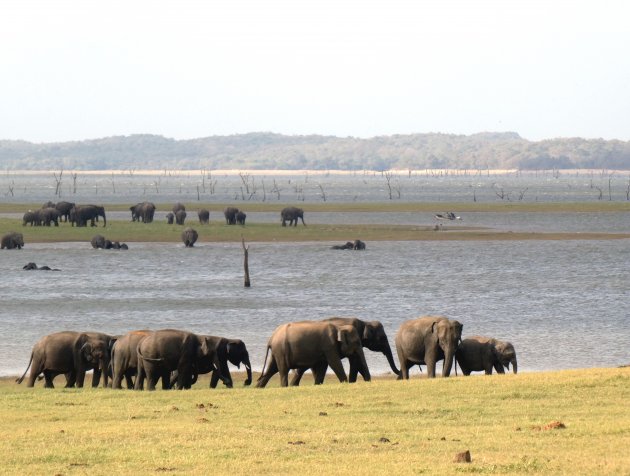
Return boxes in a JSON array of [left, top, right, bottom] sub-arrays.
[[1, 368, 629, 474]]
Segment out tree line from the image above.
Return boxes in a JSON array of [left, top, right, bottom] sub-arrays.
[[1, 131, 630, 170]]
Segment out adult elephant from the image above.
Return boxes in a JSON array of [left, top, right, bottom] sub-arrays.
[[256, 321, 367, 388], [91, 234, 107, 249], [55, 201, 75, 222], [111, 330, 152, 389], [281, 206, 305, 227], [130, 202, 156, 223], [38, 207, 60, 226], [170, 337, 252, 389], [224, 207, 239, 225], [1, 232, 24, 249], [16, 331, 112, 388], [290, 317, 400, 385], [395, 315, 463, 379], [70, 205, 106, 227], [134, 329, 226, 391], [172, 202, 186, 214], [181, 227, 198, 247], [175, 209, 187, 225], [235, 211, 246, 225], [198, 209, 210, 224], [456, 336, 517, 375]]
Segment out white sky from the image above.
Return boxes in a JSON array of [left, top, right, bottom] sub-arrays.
[[1, 0, 629, 143]]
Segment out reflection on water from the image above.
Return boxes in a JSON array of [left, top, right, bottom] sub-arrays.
[[1, 239, 628, 377]]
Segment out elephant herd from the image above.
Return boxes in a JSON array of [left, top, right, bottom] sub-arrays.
[[16, 316, 517, 391], [21, 202, 106, 228]]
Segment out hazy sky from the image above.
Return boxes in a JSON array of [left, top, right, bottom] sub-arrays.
[[1, 0, 629, 143]]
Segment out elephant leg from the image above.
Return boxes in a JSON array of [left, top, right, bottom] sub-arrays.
[[494, 362, 505, 374], [210, 370, 221, 388], [325, 354, 348, 383], [289, 368, 307, 386], [425, 354, 437, 378], [124, 371, 135, 389], [256, 359, 278, 388], [312, 363, 328, 385], [43, 370, 55, 388], [75, 369, 87, 388], [92, 368, 102, 388], [165, 369, 176, 390], [65, 371, 77, 388]]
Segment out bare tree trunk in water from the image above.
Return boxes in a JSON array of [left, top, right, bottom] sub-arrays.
[[242, 237, 251, 288]]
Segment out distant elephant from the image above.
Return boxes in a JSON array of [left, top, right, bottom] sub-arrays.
[[224, 207, 239, 225], [290, 317, 400, 385], [55, 201, 75, 222], [70, 205, 106, 227], [353, 239, 366, 250], [43, 201, 56, 209], [181, 227, 198, 247], [1, 232, 24, 249], [111, 330, 152, 389], [91, 234, 106, 249], [175, 209, 187, 225], [331, 242, 355, 250], [166, 212, 175, 224], [135, 329, 226, 391], [396, 315, 463, 379], [23, 262, 60, 271], [38, 207, 60, 226], [120, 243, 129, 250], [16, 331, 113, 388], [198, 209, 210, 224], [281, 206, 305, 226], [170, 337, 252, 389], [456, 336, 518, 375], [256, 321, 367, 387], [22, 211, 37, 226], [235, 210, 246, 225], [130, 201, 156, 223], [172, 202, 186, 214]]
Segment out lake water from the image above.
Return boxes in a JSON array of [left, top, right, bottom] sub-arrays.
[[1, 171, 629, 379]]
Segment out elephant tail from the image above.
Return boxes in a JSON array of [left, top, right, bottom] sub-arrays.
[[257, 345, 271, 381], [16, 352, 33, 384]]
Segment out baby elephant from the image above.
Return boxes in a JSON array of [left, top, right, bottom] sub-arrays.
[[456, 336, 517, 375], [1, 232, 24, 249]]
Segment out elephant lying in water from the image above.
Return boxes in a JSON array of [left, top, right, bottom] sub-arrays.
[[256, 321, 367, 387], [456, 336, 517, 375]]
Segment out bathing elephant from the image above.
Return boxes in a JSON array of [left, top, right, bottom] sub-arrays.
[[91, 234, 106, 249], [166, 212, 175, 224], [281, 206, 305, 226], [1, 232, 24, 249], [16, 331, 113, 388], [235, 210, 246, 225], [70, 205, 106, 227], [181, 227, 198, 247], [456, 336, 517, 375], [111, 330, 152, 389], [38, 207, 60, 226], [395, 315, 463, 379], [55, 201, 75, 222], [198, 209, 210, 224], [290, 317, 400, 385], [130, 201, 156, 223], [256, 321, 367, 387], [353, 239, 366, 250], [134, 329, 226, 391], [175, 209, 187, 225], [224, 207, 239, 225], [170, 337, 252, 389]]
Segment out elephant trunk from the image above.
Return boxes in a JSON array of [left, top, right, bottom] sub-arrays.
[[382, 344, 400, 377], [102, 212, 107, 227], [510, 357, 518, 374], [243, 355, 252, 386], [442, 349, 455, 377]]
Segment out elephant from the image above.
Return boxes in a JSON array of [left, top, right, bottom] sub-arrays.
[[172, 202, 186, 214], [134, 329, 226, 391], [395, 315, 463, 379], [198, 209, 210, 224], [170, 337, 253, 389], [22, 211, 37, 226], [224, 207, 239, 225], [181, 227, 198, 247], [175, 209, 187, 225], [70, 205, 106, 227], [256, 321, 367, 388], [456, 336, 518, 375], [111, 330, 152, 389], [281, 206, 305, 227], [290, 317, 400, 385], [130, 202, 156, 223], [331, 242, 355, 250], [1, 232, 24, 249], [235, 210, 246, 225], [43, 201, 56, 209], [55, 201, 75, 222], [16, 331, 113, 388], [38, 207, 60, 226], [91, 234, 106, 249], [166, 212, 175, 224], [353, 239, 366, 250], [23, 262, 60, 271]]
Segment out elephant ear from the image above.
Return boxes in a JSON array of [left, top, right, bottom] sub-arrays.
[[362, 325, 373, 342], [337, 328, 349, 347], [80, 342, 94, 362], [226, 341, 241, 368]]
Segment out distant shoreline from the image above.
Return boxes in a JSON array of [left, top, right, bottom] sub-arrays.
[[5, 168, 630, 176]]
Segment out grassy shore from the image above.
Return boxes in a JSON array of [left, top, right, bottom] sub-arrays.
[[1, 368, 628, 474]]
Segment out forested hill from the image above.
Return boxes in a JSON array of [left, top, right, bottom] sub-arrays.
[[1, 132, 630, 170]]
